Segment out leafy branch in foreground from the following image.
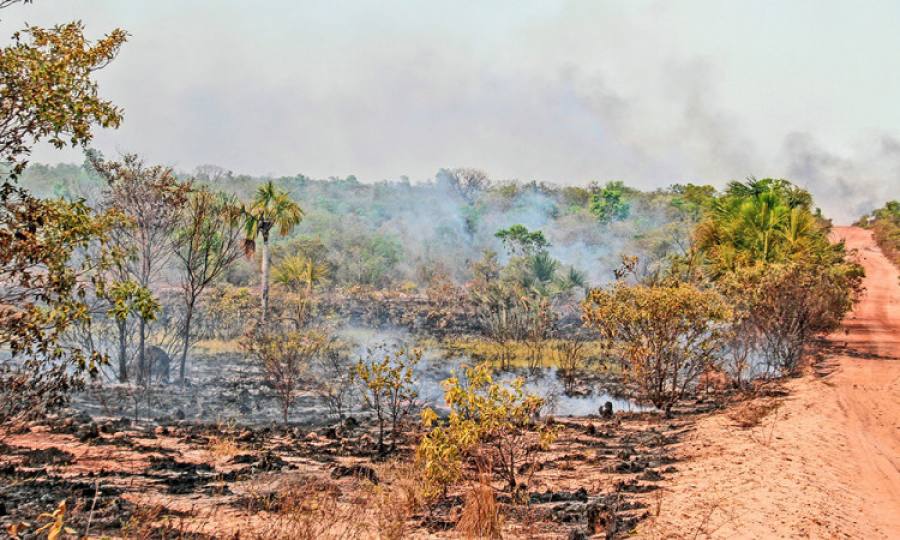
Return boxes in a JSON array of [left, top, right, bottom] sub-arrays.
[[0, 22, 126, 178], [1, 184, 126, 424]]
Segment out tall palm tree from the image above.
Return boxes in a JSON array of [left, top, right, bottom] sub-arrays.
[[243, 181, 303, 322]]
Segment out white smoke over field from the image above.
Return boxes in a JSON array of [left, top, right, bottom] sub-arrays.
[[7, 1, 898, 224]]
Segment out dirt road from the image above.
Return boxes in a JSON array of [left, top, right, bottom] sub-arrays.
[[642, 226, 900, 538]]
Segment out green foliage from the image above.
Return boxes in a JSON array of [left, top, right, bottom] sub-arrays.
[[582, 281, 730, 414], [105, 279, 158, 322], [19, 164, 706, 290], [243, 180, 303, 321], [470, 234, 584, 370], [857, 200, 900, 269], [0, 21, 126, 177], [527, 250, 558, 284], [273, 254, 330, 293], [199, 285, 257, 340], [90, 152, 190, 382], [417, 362, 555, 500], [683, 177, 865, 374], [670, 183, 716, 221], [0, 1, 128, 423], [494, 224, 549, 256], [243, 180, 304, 246], [335, 231, 402, 287], [176, 189, 244, 275], [589, 181, 631, 224], [692, 178, 827, 275], [355, 345, 421, 452], [173, 187, 244, 381], [1, 186, 127, 423]]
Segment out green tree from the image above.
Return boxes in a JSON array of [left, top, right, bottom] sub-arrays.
[[589, 181, 631, 223], [693, 178, 823, 275], [242, 181, 303, 323], [670, 183, 716, 221], [494, 224, 549, 256], [273, 254, 330, 295], [104, 279, 159, 382], [686, 178, 865, 377], [174, 187, 244, 383], [858, 200, 900, 268], [417, 362, 555, 498], [1, 192, 126, 423], [90, 153, 190, 384]]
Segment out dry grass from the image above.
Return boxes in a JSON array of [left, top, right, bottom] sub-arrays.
[[727, 399, 781, 429], [440, 337, 610, 370], [205, 433, 241, 461], [194, 338, 242, 354], [119, 503, 213, 539], [370, 486, 411, 540], [248, 477, 365, 540], [367, 459, 429, 539], [456, 472, 503, 540]]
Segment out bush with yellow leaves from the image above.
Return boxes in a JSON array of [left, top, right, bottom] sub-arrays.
[[417, 362, 556, 501]]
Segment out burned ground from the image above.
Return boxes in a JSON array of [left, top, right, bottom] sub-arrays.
[[0, 391, 738, 539]]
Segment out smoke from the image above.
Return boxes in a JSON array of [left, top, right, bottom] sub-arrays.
[[780, 132, 900, 223], [8, 1, 897, 225]]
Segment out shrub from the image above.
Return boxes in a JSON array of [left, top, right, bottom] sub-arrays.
[[242, 329, 325, 423], [718, 259, 863, 374], [857, 200, 900, 268], [310, 337, 356, 420], [355, 344, 421, 453], [582, 281, 730, 415], [417, 362, 556, 499]]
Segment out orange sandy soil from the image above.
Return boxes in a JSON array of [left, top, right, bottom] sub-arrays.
[[638, 226, 900, 539]]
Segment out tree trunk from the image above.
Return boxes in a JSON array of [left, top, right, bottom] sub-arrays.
[[178, 299, 195, 384], [138, 317, 147, 385], [377, 415, 385, 453], [261, 233, 270, 323], [117, 319, 128, 383]]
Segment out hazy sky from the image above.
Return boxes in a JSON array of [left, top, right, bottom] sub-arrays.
[[3, 1, 899, 221]]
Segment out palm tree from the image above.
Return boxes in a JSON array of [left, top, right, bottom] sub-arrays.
[[273, 254, 330, 295], [243, 181, 303, 322]]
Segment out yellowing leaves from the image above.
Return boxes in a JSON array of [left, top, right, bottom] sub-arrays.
[[416, 361, 555, 500]]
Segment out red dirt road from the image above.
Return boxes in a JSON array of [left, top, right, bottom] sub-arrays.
[[641, 226, 900, 538]]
